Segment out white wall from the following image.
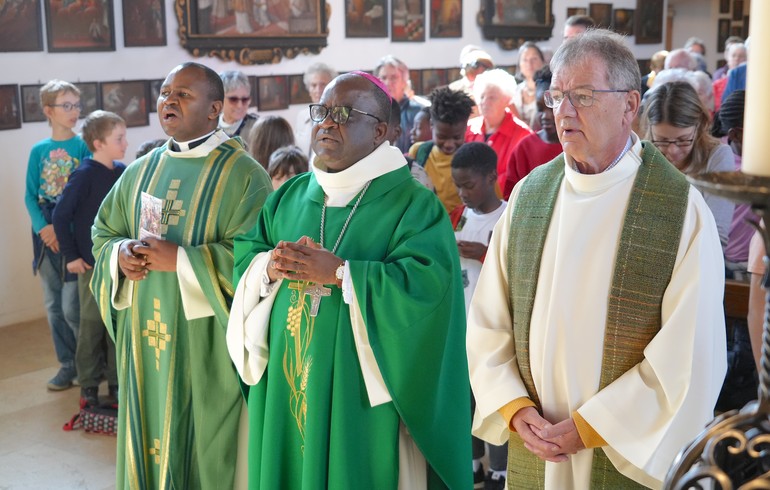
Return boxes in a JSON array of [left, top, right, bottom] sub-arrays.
[[0, 0, 674, 326]]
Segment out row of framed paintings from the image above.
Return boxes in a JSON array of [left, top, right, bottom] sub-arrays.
[[345, 0, 462, 40], [1, 75, 301, 129], [566, 2, 663, 44], [0, 67, 475, 131], [0, 0, 165, 53]]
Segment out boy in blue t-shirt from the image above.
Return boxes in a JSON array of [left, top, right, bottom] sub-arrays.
[[24, 80, 91, 391], [53, 110, 127, 406]]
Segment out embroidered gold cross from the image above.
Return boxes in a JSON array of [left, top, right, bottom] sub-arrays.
[[161, 179, 185, 234], [143, 298, 171, 370], [149, 439, 161, 465]]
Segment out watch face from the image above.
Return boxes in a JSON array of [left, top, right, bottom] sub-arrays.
[[336, 264, 344, 279]]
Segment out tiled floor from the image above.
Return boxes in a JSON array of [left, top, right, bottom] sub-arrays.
[[0, 318, 116, 490]]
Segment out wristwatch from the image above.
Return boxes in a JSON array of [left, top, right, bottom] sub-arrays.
[[335, 261, 345, 288]]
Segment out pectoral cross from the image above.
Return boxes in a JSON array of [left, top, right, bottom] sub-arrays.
[[304, 283, 331, 317]]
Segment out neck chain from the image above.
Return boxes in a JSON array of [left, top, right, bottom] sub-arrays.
[[573, 137, 632, 174], [320, 181, 372, 254]]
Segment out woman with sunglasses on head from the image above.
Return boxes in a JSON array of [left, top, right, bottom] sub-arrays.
[[642, 81, 734, 249], [218, 70, 258, 137]]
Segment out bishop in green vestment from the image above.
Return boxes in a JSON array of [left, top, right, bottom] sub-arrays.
[[91, 63, 272, 490], [227, 72, 472, 489]]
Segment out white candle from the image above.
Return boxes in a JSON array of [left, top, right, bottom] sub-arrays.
[[742, 1, 770, 176]]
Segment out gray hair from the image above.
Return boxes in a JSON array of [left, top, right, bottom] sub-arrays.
[[684, 70, 715, 113], [375, 55, 409, 82], [648, 68, 714, 113], [684, 36, 706, 55], [219, 70, 250, 93], [664, 49, 697, 71], [303, 62, 338, 88], [472, 69, 517, 102], [550, 29, 639, 91], [651, 68, 689, 88]]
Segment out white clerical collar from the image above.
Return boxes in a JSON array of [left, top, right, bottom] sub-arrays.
[[166, 129, 229, 158], [312, 141, 406, 207], [218, 115, 241, 136], [565, 132, 643, 193]]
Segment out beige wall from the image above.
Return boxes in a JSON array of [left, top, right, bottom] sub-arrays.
[[0, 0, 690, 326]]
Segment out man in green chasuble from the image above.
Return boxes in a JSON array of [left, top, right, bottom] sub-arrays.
[[227, 72, 472, 489], [91, 62, 272, 489]]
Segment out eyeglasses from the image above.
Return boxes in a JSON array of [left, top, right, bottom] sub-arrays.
[[226, 96, 251, 104], [544, 88, 630, 108], [309, 104, 383, 125], [50, 102, 82, 112], [651, 134, 696, 149]]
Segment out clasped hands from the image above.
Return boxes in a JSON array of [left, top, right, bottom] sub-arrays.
[[512, 407, 586, 462], [267, 236, 342, 285], [118, 238, 178, 280]]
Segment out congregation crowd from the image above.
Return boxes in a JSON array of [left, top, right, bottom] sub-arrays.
[[23, 15, 757, 490]]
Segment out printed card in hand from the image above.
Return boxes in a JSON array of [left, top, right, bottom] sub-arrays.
[[139, 192, 162, 240]]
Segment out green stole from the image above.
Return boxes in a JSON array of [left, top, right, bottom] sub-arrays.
[[506, 142, 689, 488]]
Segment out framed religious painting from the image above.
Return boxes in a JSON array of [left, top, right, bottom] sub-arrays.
[[612, 9, 634, 36], [248, 76, 259, 109], [719, 0, 729, 14], [634, 0, 663, 44], [409, 70, 423, 96], [147, 79, 164, 113], [176, 0, 330, 64], [289, 75, 312, 105], [446, 67, 462, 86], [730, 25, 742, 37], [100, 80, 149, 128], [566, 7, 587, 17], [430, 0, 462, 38], [420, 69, 447, 96], [717, 19, 730, 53], [637, 59, 650, 77], [123, 0, 166, 47], [732, 0, 743, 21], [743, 16, 749, 38], [479, 0, 554, 50], [21, 84, 46, 123], [75, 82, 101, 118], [0, 0, 43, 51], [346, 0, 387, 37], [589, 3, 612, 29], [392, 0, 425, 42], [0, 85, 22, 130], [257, 76, 290, 111], [44, 0, 115, 52]]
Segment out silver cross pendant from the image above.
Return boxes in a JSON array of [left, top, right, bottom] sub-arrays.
[[304, 283, 331, 317]]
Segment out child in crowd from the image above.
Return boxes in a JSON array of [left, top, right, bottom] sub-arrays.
[[267, 145, 308, 189], [24, 80, 91, 391], [409, 106, 431, 147], [52, 110, 127, 406], [449, 142, 508, 490], [409, 86, 475, 212], [388, 99, 434, 190]]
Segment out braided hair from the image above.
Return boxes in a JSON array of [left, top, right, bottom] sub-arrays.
[[712, 90, 745, 137], [429, 86, 475, 125]]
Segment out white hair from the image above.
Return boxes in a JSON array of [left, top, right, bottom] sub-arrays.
[[472, 69, 517, 102]]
